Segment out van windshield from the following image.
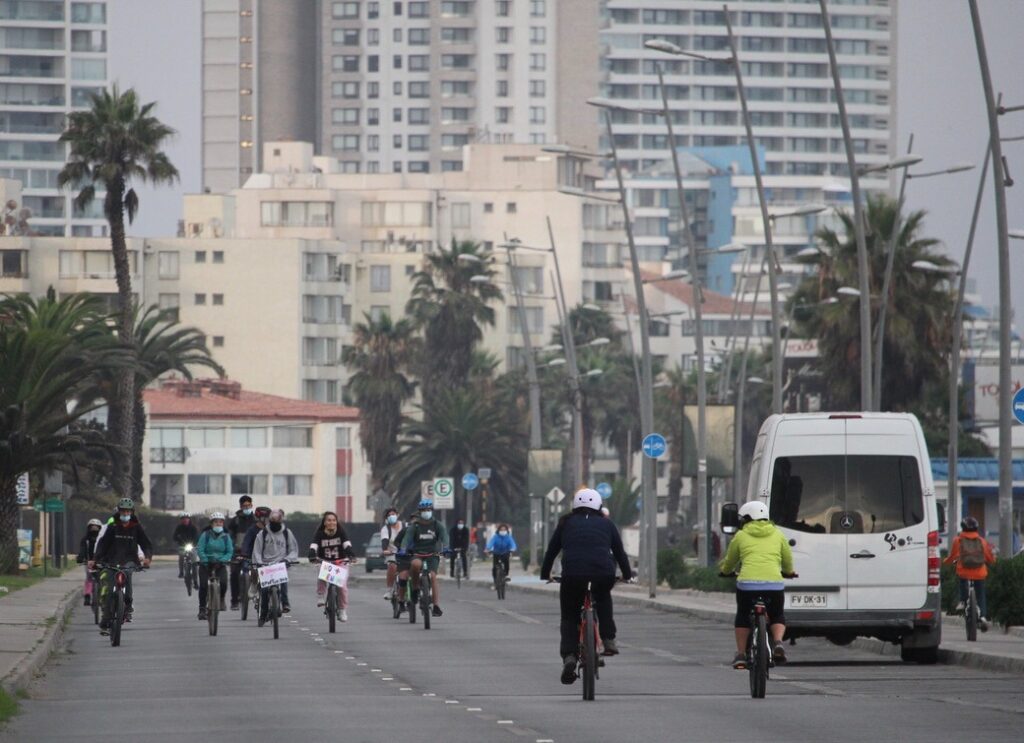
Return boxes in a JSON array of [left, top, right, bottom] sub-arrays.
[[768, 455, 924, 534]]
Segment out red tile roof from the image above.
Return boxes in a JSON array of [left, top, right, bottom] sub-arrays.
[[145, 380, 359, 423], [635, 268, 769, 317]]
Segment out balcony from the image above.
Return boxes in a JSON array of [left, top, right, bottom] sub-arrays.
[[149, 447, 187, 465]]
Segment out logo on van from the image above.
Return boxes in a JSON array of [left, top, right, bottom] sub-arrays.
[[884, 533, 898, 551], [839, 514, 855, 531]]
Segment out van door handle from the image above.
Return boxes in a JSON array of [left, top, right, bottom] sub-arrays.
[[849, 551, 876, 559]]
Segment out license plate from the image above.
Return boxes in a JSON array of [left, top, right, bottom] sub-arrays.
[[790, 593, 827, 607]]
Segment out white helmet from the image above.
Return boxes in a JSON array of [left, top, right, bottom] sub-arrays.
[[738, 501, 770, 522], [87, 518, 103, 528], [209, 511, 226, 522], [572, 488, 602, 511]]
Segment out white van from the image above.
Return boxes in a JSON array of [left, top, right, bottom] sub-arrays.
[[724, 412, 944, 663]]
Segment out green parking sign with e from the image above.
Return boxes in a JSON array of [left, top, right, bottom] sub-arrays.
[[432, 477, 455, 509]]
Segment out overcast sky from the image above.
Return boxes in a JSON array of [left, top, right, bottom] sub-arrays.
[[109, 0, 1024, 319]]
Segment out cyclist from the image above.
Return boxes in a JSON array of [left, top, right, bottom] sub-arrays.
[[400, 500, 449, 617], [308, 511, 355, 620], [90, 498, 153, 635], [227, 496, 257, 610], [172, 512, 199, 580], [392, 516, 414, 612], [380, 508, 403, 600], [196, 512, 234, 621], [449, 518, 470, 579], [944, 516, 997, 630], [238, 505, 271, 610], [486, 523, 518, 587], [75, 518, 103, 607], [541, 488, 632, 685], [717, 500, 795, 670], [253, 509, 299, 619]]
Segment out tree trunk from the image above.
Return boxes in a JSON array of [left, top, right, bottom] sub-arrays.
[[132, 390, 146, 501], [0, 475, 20, 574], [108, 188, 135, 498]]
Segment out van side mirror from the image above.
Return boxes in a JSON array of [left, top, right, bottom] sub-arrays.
[[721, 502, 740, 535], [936, 502, 946, 534]]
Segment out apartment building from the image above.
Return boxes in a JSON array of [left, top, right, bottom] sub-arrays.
[[143, 378, 368, 521], [0, 0, 109, 236]]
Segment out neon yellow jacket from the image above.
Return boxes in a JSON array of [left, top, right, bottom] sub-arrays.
[[718, 520, 794, 583]]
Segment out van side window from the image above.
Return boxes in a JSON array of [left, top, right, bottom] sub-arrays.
[[769, 455, 924, 534]]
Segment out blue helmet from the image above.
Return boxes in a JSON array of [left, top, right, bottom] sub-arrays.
[[418, 499, 433, 510]]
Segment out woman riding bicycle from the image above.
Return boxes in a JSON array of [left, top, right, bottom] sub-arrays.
[[486, 523, 518, 587], [718, 501, 795, 669], [308, 511, 356, 621], [196, 512, 233, 621]]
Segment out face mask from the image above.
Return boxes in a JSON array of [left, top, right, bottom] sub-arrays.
[[119, 514, 131, 523], [269, 522, 283, 533], [457, 523, 464, 529], [387, 514, 398, 524], [212, 525, 224, 534], [499, 530, 508, 536], [243, 508, 253, 516], [421, 511, 432, 520]]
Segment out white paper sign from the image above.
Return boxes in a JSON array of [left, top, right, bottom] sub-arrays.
[[318, 561, 349, 588], [258, 562, 289, 586], [15, 473, 29, 505]]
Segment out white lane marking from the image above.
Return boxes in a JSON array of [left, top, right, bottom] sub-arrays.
[[497, 720, 514, 725], [165, 619, 181, 622], [333, 650, 345, 654], [537, 739, 555, 742], [400, 687, 413, 691], [445, 700, 459, 704], [371, 668, 382, 672], [346, 656, 356, 659], [381, 677, 394, 681], [423, 692, 436, 697], [357, 662, 368, 666], [466, 707, 482, 712]]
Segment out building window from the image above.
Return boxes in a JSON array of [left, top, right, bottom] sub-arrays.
[[336, 427, 351, 448], [302, 337, 339, 366], [441, 54, 472, 69], [361, 201, 432, 227], [450, 202, 471, 228], [158, 293, 179, 320], [496, 27, 511, 43], [71, 2, 106, 23], [506, 202, 517, 214], [409, 81, 429, 98], [261, 201, 335, 226], [408, 134, 429, 151], [408, 107, 429, 124], [408, 54, 429, 71], [333, 55, 360, 73], [529, 106, 546, 124], [333, 108, 360, 125], [194, 293, 206, 306], [496, 53, 510, 71], [303, 379, 339, 403], [530, 26, 546, 44], [529, 80, 545, 97], [213, 251, 224, 263], [230, 428, 268, 448], [333, 81, 360, 98], [212, 336, 224, 347], [370, 265, 391, 292], [497, 0, 510, 16], [530, 53, 546, 71], [273, 475, 312, 496], [195, 250, 206, 263], [368, 55, 379, 72], [408, 28, 429, 45], [186, 428, 225, 449], [442, 160, 463, 172], [230, 474, 268, 495], [441, 80, 471, 96], [332, 2, 360, 19], [408, 161, 429, 173], [440, 1, 471, 16], [333, 28, 361, 46], [509, 306, 544, 334], [530, 0, 545, 17], [369, 305, 390, 322], [336, 474, 351, 495], [187, 475, 225, 495], [409, 1, 428, 18], [273, 426, 313, 448], [157, 251, 179, 279], [212, 293, 224, 306], [495, 107, 510, 123], [441, 27, 472, 43]]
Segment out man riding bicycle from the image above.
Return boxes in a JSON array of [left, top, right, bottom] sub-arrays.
[[196, 512, 233, 621], [486, 523, 518, 587], [541, 488, 632, 685], [449, 518, 470, 579], [944, 516, 996, 630], [400, 500, 449, 617], [172, 512, 199, 580], [227, 496, 257, 610], [252, 509, 299, 620], [718, 501, 795, 669], [90, 498, 152, 635]]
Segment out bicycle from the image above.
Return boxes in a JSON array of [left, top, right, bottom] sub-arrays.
[[490, 552, 513, 600], [314, 558, 355, 634], [722, 572, 797, 699], [87, 569, 101, 625], [256, 561, 295, 640], [203, 561, 229, 636], [236, 557, 255, 621], [409, 551, 441, 630], [549, 576, 618, 701], [451, 548, 467, 589], [181, 544, 197, 596], [96, 563, 146, 648], [964, 578, 981, 642]]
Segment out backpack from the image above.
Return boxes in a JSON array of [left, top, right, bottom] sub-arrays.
[[959, 535, 985, 569]]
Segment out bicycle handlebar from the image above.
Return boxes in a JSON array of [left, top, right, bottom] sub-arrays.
[[718, 572, 799, 579]]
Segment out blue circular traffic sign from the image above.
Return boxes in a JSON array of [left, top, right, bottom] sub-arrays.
[[596, 482, 613, 499], [642, 433, 667, 459], [1013, 387, 1024, 425], [462, 473, 479, 490]]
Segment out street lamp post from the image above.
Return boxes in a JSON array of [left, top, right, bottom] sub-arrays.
[[969, 0, 1014, 557], [818, 0, 873, 412]]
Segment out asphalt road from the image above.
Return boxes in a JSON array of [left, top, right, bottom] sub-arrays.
[[3, 563, 1022, 743]]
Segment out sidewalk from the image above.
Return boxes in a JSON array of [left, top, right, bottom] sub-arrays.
[[461, 565, 1024, 675], [0, 570, 80, 694]]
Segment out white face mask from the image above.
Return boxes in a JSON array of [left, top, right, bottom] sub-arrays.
[[420, 511, 433, 520], [498, 530, 508, 536]]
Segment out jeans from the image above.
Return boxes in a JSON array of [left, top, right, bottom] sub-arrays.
[[558, 576, 617, 658], [99, 567, 134, 623], [959, 578, 988, 618], [259, 582, 290, 617], [491, 553, 511, 583], [199, 563, 228, 611], [449, 550, 468, 578]]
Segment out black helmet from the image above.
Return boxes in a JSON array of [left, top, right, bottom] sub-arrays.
[[961, 516, 979, 531]]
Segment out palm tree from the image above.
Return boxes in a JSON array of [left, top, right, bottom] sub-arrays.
[[387, 388, 527, 521], [405, 239, 502, 408], [342, 313, 419, 495], [58, 86, 179, 497], [792, 194, 954, 412], [0, 293, 132, 572], [655, 366, 690, 522]]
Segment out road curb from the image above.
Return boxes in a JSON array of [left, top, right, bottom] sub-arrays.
[[496, 579, 1024, 674], [0, 584, 80, 696]]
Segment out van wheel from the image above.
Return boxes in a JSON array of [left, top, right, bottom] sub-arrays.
[[900, 646, 938, 664], [827, 635, 856, 647]]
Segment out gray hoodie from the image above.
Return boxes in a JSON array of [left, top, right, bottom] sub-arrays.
[[253, 525, 299, 566]]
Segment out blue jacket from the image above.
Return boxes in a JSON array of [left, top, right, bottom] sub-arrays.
[[486, 532, 518, 554], [540, 510, 632, 580], [197, 529, 234, 564]]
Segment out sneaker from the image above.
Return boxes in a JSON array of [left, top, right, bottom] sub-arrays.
[[772, 643, 787, 665], [979, 617, 990, 632], [384, 590, 393, 601], [317, 600, 325, 608], [282, 604, 291, 614], [123, 613, 132, 623], [505, 576, 512, 583], [198, 609, 207, 621], [602, 638, 619, 656], [561, 655, 578, 685], [954, 601, 965, 613], [432, 605, 443, 617], [99, 620, 110, 636], [230, 602, 239, 611], [732, 652, 747, 670], [340, 609, 348, 622]]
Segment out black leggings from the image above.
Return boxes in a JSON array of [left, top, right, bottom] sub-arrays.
[[558, 577, 617, 657], [449, 550, 468, 577], [199, 563, 228, 610], [491, 553, 510, 582]]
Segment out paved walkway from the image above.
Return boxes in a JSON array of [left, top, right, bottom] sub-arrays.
[[459, 562, 1024, 674], [0, 570, 80, 693]]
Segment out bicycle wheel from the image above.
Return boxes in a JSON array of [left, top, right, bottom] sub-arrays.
[[582, 607, 597, 701], [240, 571, 249, 621], [966, 584, 978, 642], [185, 562, 193, 597], [270, 587, 280, 640], [408, 589, 417, 624], [421, 573, 432, 630], [456, 560, 462, 590], [111, 591, 123, 648], [327, 585, 337, 634], [91, 578, 100, 625], [496, 562, 506, 600], [208, 583, 219, 637], [749, 613, 768, 699]]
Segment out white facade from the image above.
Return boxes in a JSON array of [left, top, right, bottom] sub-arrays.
[[0, 0, 110, 236]]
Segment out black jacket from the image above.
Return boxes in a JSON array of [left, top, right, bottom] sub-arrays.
[[93, 517, 153, 566], [449, 525, 470, 550], [228, 510, 256, 548], [173, 523, 199, 546], [540, 510, 632, 581], [76, 532, 99, 563]]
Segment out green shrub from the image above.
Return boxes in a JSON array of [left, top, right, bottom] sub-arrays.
[[685, 566, 735, 593], [988, 552, 1024, 628], [656, 549, 734, 592], [657, 548, 688, 589], [940, 561, 959, 614]]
